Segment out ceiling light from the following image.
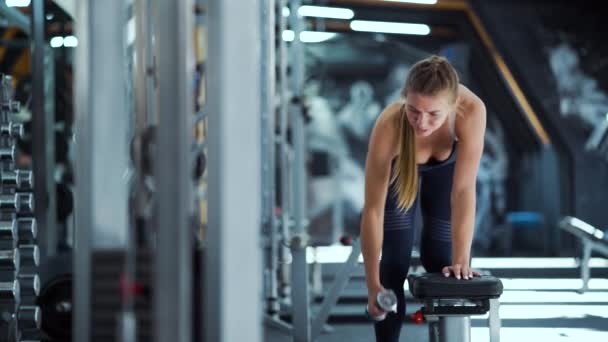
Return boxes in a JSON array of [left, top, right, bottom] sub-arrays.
[[383, 0, 437, 4], [5, 0, 30, 7], [282, 30, 337, 43], [350, 20, 430, 35], [298, 5, 354, 20]]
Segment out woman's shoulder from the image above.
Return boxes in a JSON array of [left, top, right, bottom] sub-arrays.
[[455, 84, 486, 137], [377, 100, 404, 129], [369, 101, 403, 158]]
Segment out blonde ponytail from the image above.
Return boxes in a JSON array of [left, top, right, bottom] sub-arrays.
[[390, 106, 418, 211]]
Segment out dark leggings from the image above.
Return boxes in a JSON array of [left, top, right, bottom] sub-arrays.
[[374, 162, 455, 342]]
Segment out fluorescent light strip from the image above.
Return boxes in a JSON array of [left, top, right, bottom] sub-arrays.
[[282, 6, 354, 20], [6, 0, 30, 7], [298, 5, 354, 20], [350, 20, 430, 35], [282, 30, 337, 43], [472, 327, 608, 341], [383, 0, 437, 4]]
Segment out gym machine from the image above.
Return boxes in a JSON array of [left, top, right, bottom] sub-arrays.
[[559, 216, 608, 293]]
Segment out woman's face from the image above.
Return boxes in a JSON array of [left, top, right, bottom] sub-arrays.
[[405, 91, 454, 137]]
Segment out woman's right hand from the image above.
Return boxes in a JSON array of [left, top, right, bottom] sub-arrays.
[[367, 284, 388, 319]]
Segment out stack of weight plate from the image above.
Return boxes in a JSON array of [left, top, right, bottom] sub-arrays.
[[0, 74, 41, 342]]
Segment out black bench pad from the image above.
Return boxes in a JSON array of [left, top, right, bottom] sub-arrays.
[[408, 273, 503, 300]]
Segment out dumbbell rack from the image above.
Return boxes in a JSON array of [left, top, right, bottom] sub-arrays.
[[0, 74, 41, 342]]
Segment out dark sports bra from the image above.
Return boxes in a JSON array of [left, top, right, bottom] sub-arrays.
[[391, 140, 458, 173]]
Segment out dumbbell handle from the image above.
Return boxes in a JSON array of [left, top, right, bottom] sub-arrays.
[[0, 122, 23, 138], [365, 289, 398, 321], [0, 279, 20, 300], [0, 219, 17, 241], [0, 146, 15, 162], [0, 248, 19, 270]]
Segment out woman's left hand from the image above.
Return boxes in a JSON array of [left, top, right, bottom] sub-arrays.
[[442, 263, 481, 280]]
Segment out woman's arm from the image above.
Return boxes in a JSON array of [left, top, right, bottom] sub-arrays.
[[446, 85, 487, 279], [360, 103, 400, 291]]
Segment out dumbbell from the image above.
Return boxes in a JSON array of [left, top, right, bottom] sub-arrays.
[[18, 245, 39, 269], [0, 193, 34, 214], [0, 146, 15, 162], [17, 274, 40, 297], [0, 248, 19, 271], [1, 170, 33, 191], [19, 245, 39, 268], [18, 305, 41, 330], [365, 289, 398, 321], [17, 218, 36, 242], [0, 219, 18, 242], [1, 99, 19, 113], [0, 219, 37, 243], [0, 122, 23, 139], [0, 279, 20, 302]]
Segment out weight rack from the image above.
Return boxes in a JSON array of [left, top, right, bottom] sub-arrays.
[[0, 74, 41, 342]]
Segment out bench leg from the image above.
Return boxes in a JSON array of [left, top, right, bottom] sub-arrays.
[[428, 320, 440, 342], [489, 298, 501, 342], [439, 316, 471, 342], [581, 241, 592, 293]]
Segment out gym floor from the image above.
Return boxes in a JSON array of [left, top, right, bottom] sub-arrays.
[[264, 249, 608, 341]]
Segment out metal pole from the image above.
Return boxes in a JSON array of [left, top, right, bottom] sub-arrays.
[[74, 0, 131, 340], [489, 298, 501, 342], [439, 316, 471, 342], [207, 0, 262, 341], [261, 0, 279, 318], [277, 0, 292, 302], [288, 1, 311, 340], [31, 0, 57, 260], [154, 0, 194, 341], [73, 1, 92, 339], [311, 240, 361, 339]]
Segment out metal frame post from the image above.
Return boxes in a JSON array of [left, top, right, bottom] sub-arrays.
[[154, 0, 194, 341], [439, 316, 471, 342], [488, 298, 501, 342], [31, 0, 57, 260], [74, 0, 131, 341], [288, 1, 311, 340], [261, 0, 279, 319], [581, 241, 592, 292], [207, 0, 262, 341], [277, 0, 292, 302]]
